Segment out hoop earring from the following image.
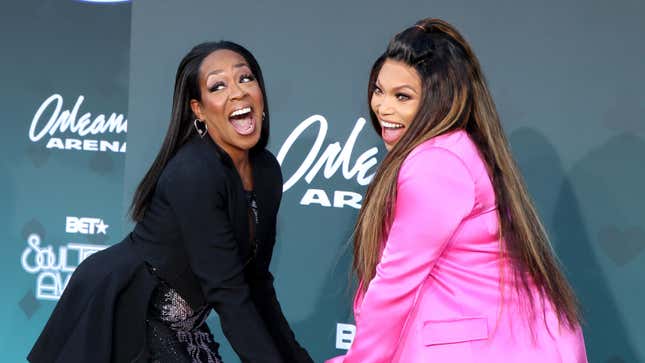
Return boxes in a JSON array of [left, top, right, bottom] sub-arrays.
[[194, 119, 208, 138]]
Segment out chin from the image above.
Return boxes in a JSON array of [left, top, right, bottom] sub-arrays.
[[238, 134, 262, 150]]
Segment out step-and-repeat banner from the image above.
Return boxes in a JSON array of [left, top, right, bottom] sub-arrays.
[[2, 0, 644, 362], [0, 1, 131, 361]]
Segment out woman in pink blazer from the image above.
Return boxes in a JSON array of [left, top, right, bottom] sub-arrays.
[[327, 19, 587, 363]]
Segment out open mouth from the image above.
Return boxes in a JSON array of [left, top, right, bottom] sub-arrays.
[[228, 106, 256, 135], [380, 120, 405, 144]]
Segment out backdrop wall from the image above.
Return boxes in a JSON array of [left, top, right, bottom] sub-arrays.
[[2, 1, 643, 362], [0, 1, 131, 362]]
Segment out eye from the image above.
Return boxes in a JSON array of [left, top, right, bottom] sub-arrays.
[[373, 86, 383, 95], [240, 73, 256, 83], [209, 81, 225, 92], [396, 93, 411, 101]]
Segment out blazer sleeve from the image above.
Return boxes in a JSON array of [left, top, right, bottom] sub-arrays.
[[340, 146, 475, 363], [247, 152, 314, 363], [161, 159, 283, 363]]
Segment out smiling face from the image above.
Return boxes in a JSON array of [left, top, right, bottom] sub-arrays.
[[190, 49, 264, 160], [370, 59, 422, 151]]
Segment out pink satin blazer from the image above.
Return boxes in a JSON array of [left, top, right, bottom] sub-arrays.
[[327, 131, 587, 363]]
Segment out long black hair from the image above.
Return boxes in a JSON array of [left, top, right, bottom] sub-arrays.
[[129, 41, 270, 221]]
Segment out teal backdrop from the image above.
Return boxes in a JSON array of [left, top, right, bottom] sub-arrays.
[[1, 0, 643, 362], [0, 1, 131, 361]]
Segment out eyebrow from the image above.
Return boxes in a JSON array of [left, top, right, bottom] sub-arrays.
[[397, 85, 418, 94], [206, 63, 250, 77], [375, 80, 419, 95]]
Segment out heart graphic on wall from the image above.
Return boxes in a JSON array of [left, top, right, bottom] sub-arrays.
[[598, 225, 645, 266]]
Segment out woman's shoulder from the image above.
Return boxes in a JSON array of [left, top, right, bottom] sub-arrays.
[[159, 138, 228, 189], [425, 129, 478, 154], [406, 130, 478, 166], [402, 130, 495, 207]]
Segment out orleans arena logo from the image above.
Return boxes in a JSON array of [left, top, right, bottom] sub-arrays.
[[28, 94, 127, 153], [276, 115, 380, 210]]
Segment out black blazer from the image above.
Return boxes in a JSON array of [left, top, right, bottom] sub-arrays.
[[28, 134, 312, 363], [132, 134, 312, 363]]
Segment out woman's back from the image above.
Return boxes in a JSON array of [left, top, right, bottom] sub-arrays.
[[385, 130, 586, 362]]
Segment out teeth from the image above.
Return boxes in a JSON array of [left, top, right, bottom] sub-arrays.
[[230, 107, 251, 117], [380, 120, 404, 129]]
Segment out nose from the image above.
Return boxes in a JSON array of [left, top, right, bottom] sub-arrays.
[[375, 97, 395, 117], [229, 82, 247, 100]]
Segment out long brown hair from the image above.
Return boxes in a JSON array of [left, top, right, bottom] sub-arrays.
[[353, 18, 580, 328]]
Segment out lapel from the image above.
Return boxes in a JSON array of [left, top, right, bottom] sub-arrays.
[[202, 135, 274, 261]]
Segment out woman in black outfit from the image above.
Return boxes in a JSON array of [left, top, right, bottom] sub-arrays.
[[28, 41, 313, 363]]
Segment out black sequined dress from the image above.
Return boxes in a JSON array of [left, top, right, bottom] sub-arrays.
[[146, 280, 222, 363]]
